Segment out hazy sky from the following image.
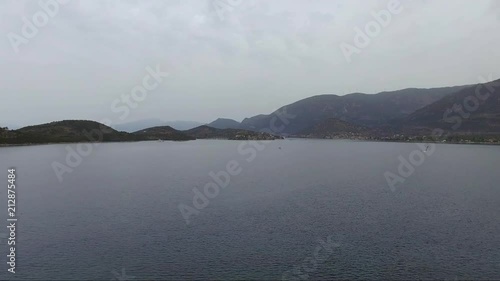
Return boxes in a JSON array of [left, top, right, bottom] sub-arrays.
[[1, 0, 499, 128]]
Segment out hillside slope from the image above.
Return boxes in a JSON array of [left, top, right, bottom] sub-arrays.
[[240, 86, 468, 134], [207, 118, 241, 129], [13, 120, 134, 143], [3, 120, 193, 144], [114, 119, 203, 132], [298, 118, 369, 139], [399, 79, 500, 134], [133, 126, 194, 141], [184, 125, 280, 140]]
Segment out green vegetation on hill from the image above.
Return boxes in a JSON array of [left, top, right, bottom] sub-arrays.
[[0, 120, 193, 145], [0, 127, 18, 143], [297, 118, 369, 139], [10, 120, 135, 144], [184, 125, 281, 140], [207, 118, 241, 129], [0, 121, 280, 145], [133, 126, 195, 141]]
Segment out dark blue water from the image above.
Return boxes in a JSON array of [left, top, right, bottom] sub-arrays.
[[0, 140, 499, 280]]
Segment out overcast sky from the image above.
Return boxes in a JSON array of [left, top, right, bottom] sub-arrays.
[[1, 0, 499, 128]]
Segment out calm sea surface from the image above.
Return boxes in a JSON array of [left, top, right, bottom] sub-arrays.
[[0, 140, 499, 280]]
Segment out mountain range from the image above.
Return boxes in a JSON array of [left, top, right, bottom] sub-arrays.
[[113, 119, 204, 132], [398, 80, 500, 134], [218, 79, 500, 140], [207, 118, 242, 129], [0, 121, 280, 145], [2, 78, 500, 145], [239, 85, 469, 134]]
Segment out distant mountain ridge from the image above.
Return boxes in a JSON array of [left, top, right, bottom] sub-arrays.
[[207, 118, 241, 129], [2, 78, 500, 146], [133, 126, 194, 141], [0, 121, 280, 145], [113, 119, 203, 132], [5, 120, 136, 144], [398, 79, 500, 134], [240, 85, 468, 134]]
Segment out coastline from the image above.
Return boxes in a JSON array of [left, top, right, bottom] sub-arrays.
[[0, 139, 191, 148], [1, 137, 499, 148]]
